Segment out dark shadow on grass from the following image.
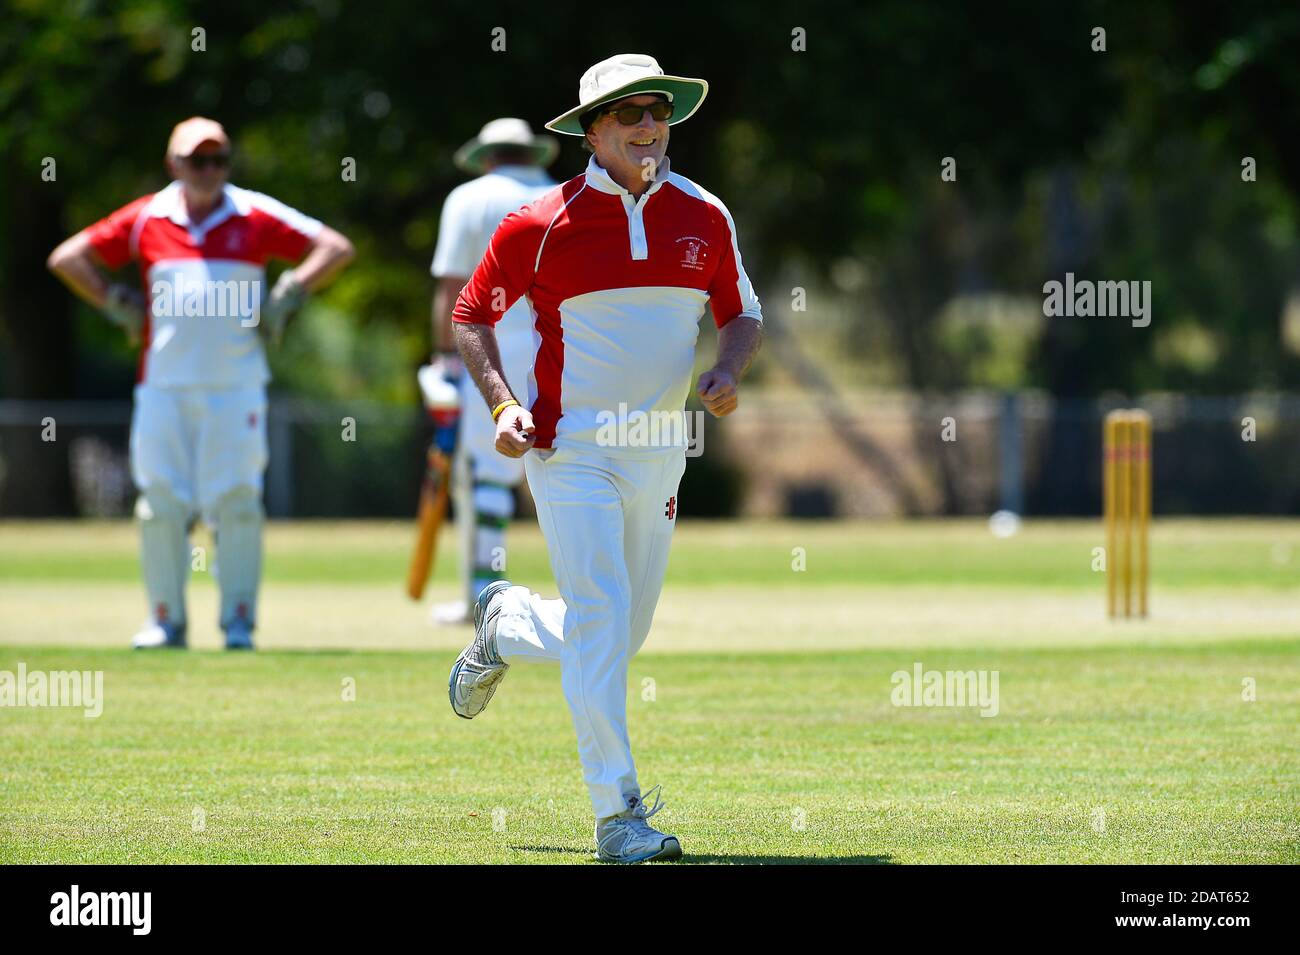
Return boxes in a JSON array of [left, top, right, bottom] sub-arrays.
[[508, 845, 895, 864], [680, 853, 895, 865], [508, 844, 591, 856]]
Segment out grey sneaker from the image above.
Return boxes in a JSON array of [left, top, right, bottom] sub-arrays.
[[595, 786, 682, 863], [448, 580, 512, 719]]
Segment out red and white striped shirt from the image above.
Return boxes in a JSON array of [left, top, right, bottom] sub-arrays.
[[85, 181, 322, 388], [453, 156, 761, 453]]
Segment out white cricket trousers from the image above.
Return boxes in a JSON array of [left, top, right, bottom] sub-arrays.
[[496, 447, 687, 819], [131, 384, 268, 516]]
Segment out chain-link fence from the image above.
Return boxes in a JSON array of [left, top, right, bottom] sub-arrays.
[[2, 392, 1297, 518]]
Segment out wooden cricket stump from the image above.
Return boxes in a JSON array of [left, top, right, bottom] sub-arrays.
[[1103, 409, 1151, 618], [1107, 407, 1149, 621]]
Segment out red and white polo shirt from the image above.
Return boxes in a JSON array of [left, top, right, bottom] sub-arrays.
[[453, 156, 762, 453], [85, 181, 322, 388]]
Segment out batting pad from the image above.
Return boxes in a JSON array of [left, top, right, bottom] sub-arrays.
[[213, 485, 264, 631], [135, 485, 192, 628]]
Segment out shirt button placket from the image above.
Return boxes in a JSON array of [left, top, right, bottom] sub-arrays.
[[625, 194, 649, 261]]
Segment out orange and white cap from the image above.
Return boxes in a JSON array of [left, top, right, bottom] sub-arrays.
[[166, 116, 230, 158]]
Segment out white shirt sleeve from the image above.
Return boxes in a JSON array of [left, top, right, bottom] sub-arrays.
[[431, 183, 482, 279]]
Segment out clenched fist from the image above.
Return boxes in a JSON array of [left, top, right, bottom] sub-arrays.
[[495, 404, 536, 458], [696, 367, 739, 417]]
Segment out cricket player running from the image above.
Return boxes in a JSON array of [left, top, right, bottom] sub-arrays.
[[47, 117, 354, 650], [448, 54, 763, 862], [427, 119, 557, 624]]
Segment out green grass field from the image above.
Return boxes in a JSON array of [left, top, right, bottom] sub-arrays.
[[1, 518, 1297, 863]]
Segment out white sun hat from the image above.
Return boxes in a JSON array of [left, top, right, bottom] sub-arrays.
[[454, 118, 559, 174], [545, 53, 708, 136]]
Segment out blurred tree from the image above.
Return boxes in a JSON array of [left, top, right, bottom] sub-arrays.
[[3, 0, 1299, 515]]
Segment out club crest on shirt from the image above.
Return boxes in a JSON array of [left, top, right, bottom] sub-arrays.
[[675, 236, 708, 271]]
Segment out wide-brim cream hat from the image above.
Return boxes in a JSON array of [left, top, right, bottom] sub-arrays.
[[545, 53, 708, 136], [454, 118, 558, 174]]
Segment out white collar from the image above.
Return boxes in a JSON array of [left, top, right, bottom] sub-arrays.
[[149, 181, 243, 235], [583, 155, 671, 198]]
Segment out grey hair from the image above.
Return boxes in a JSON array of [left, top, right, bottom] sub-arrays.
[[579, 107, 601, 153]]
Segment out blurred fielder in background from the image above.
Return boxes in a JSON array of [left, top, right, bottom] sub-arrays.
[[426, 118, 557, 624], [448, 54, 763, 862], [46, 117, 354, 650]]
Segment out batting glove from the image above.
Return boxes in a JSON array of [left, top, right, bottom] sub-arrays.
[[103, 284, 145, 341], [430, 351, 464, 383], [260, 271, 306, 344], [418, 362, 461, 413]]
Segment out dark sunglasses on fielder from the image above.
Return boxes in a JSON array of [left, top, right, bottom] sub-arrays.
[[601, 101, 674, 126], [187, 153, 231, 170]]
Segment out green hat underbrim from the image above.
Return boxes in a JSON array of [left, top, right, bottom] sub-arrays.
[[454, 138, 559, 175], [544, 77, 709, 136]]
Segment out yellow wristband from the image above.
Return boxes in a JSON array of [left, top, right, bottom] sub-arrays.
[[491, 399, 520, 422]]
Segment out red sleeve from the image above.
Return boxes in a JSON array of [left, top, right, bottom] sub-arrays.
[[453, 206, 543, 326], [707, 234, 742, 328], [258, 218, 313, 261], [705, 203, 762, 329], [83, 195, 153, 269], [244, 193, 323, 262]]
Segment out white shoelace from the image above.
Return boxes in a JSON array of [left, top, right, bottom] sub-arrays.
[[602, 785, 667, 850], [631, 784, 665, 823]]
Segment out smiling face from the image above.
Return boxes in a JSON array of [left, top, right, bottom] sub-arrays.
[[584, 94, 670, 193]]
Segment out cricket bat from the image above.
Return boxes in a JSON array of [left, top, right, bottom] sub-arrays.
[[406, 442, 451, 600], [406, 362, 461, 600]]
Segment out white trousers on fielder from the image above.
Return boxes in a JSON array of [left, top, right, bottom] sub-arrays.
[[129, 384, 268, 630], [495, 447, 686, 819], [130, 384, 268, 517]]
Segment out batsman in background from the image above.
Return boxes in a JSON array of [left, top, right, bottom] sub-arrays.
[[46, 117, 354, 650], [426, 119, 557, 624]]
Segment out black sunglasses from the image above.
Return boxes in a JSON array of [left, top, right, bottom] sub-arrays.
[[600, 101, 674, 126], [187, 153, 231, 170]]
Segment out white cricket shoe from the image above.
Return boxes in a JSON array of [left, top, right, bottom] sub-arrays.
[[595, 786, 682, 863], [131, 622, 186, 650], [430, 600, 470, 625], [447, 580, 511, 719]]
